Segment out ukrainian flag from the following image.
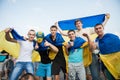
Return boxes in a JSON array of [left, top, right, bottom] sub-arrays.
[[96, 33, 120, 79], [58, 14, 106, 67]]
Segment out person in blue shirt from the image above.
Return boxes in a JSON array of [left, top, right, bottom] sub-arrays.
[[67, 30, 87, 80]]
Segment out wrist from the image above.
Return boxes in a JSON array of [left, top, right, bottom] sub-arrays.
[[48, 43, 51, 47]]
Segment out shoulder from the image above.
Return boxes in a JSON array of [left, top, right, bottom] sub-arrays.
[[105, 33, 117, 36], [83, 27, 93, 30], [45, 34, 51, 39], [75, 37, 86, 43], [104, 33, 119, 39], [46, 34, 51, 37], [56, 33, 62, 36]]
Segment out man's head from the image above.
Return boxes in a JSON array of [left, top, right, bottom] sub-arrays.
[[27, 29, 36, 41], [50, 25, 57, 37], [68, 30, 76, 41], [74, 19, 83, 31], [94, 24, 104, 37]]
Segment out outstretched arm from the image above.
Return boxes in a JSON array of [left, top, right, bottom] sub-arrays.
[[102, 13, 110, 27], [4, 28, 17, 43], [55, 22, 68, 36], [88, 13, 110, 35], [44, 40, 58, 53]]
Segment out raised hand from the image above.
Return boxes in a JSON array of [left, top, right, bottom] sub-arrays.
[[44, 40, 51, 47], [82, 33, 89, 38], [105, 13, 110, 19], [4, 28, 12, 33], [35, 42, 39, 49]]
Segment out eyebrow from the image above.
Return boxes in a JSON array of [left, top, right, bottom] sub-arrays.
[[68, 33, 74, 35], [29, 33, 35, 35]]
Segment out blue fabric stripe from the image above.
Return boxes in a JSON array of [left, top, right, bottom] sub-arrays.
[[11, 29, 25, 41], [58, 14, 105, 30], [96, 33, 120, 54], [45, 33, 64, 46], [68, 37, 85, 52], [37, 40, 48, 51]]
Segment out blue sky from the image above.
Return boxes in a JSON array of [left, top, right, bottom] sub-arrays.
[[0, 0, 120, 36]]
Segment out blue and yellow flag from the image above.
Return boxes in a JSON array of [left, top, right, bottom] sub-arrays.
[[0, 30, 20, 58], [68, 37, 86, 52], [58, 14, 105, 30], [58, 14, 106, 67], [11, 29, 25, 41], [100, 52, 120, 79], [97, 33, 120, 79], [45, 33, 68, 72], [45, 32, 65, 60], [96, 33, 120, 54], [45, 33, 65, 46], [0, 30, 40, 62]]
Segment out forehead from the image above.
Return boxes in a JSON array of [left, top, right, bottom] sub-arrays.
[[50, 27, 57, 30], [95, 25, 103, 28], [68, 31, 75, 34], [76, 21, 82, 24], [28, 30, 35, 34]]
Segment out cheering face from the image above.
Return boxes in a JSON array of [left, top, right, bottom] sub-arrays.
[[28, 30, 35, 41], [75, 21, 82, 30], [94, 25, 104, 36], [50, 27, 57, 37], [68, 31, 76, 41]]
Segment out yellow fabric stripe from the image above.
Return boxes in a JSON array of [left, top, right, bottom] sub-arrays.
[[100, 52, 120, 79]]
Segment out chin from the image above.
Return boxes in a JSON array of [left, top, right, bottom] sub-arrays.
[[29, 38, 34, 41]]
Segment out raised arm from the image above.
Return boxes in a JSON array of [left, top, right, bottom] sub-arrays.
[[55, 22, 68, 36], [44, 40, 58, 53], [102, 13, 110, 27], [4, 28, 17, 43], [83, 33, 97, 52]]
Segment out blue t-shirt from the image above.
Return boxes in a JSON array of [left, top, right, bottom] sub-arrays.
[[69, 48, 83, 63], [68, 37, 85, 63]]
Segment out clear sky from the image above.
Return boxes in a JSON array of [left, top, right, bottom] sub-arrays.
[[0, 0, 120, 36]]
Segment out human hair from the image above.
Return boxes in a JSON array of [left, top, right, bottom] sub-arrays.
[[29, 29, 35, 32], [74, 19, 82, 25], [94, 23, 103, 28], [67, 30, 75, 34], [27, 29, 36, 36], [50, 25, 57, 29], [19, 73, 35, 80], [28, 29, 35, 34]]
